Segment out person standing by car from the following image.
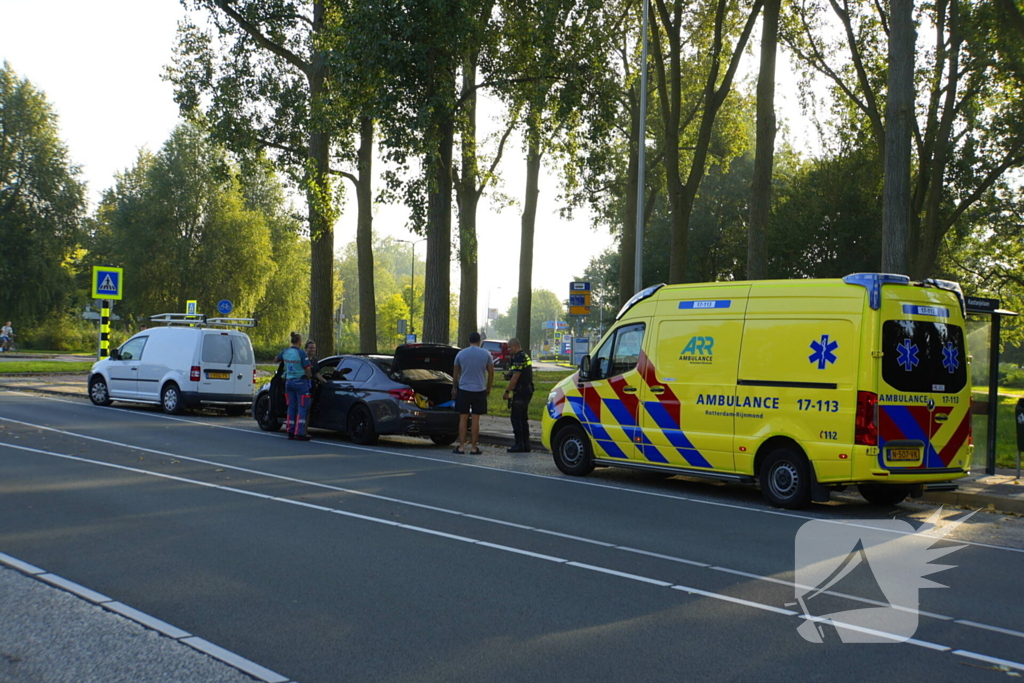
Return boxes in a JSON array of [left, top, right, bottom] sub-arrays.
[[276, 331, 313, 441], [451, 331, 494, 454], [304, 340, 326, 383], [502, 337, 534, 453], [1, 321, 13, 352]]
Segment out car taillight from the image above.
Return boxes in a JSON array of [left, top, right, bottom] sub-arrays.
[[253, 368, 257, 385], [389, 388, 416, 402], [855, 391, 877, 446], [190, 366, 201, 382]]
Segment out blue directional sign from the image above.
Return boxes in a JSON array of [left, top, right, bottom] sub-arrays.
[[91, 266, 123, 300], [406, 334, 417, 344], [217, 299, 234, 315]]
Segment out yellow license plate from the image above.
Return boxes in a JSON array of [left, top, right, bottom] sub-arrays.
[[887, 448, 920, 461], [207, 371, 231, 379]]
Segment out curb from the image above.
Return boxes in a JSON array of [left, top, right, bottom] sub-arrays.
[[922, 490, 1024, 515]]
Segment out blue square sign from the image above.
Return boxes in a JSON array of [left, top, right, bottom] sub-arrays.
[[92, 266, 123, 300]]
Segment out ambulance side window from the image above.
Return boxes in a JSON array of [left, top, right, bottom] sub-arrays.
[[591, 323, 646, 380]]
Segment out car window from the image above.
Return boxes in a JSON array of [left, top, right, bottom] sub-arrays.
[[119, 336, 147, 361], [335, 358, 361, 382], [483, 341, 499, 352], [352, 361, 373, 383], [202, 334, 234, 364], [882, 320, 966, 393]]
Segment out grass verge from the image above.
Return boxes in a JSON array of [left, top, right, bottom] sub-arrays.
[[0, 362, 94, 374], [486, 370, 574, 421]]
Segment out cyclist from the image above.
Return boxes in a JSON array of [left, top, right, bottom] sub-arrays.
[[0, 321, 13, 352]]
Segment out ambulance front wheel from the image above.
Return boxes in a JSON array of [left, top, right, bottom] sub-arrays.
[[760, 448, 812, 509], [553, 424, 595, 476]]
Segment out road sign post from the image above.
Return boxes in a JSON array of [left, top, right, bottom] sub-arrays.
[[91, 266, 123, 359]]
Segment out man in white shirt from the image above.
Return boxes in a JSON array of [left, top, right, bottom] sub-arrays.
[[451, 331, 494, 454]]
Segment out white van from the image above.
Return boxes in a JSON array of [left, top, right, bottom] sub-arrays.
[[88, 315, 257, 415]]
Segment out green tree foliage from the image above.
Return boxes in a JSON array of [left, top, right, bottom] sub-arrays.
[[89, 123, 278, 331], [335, 235, 426, 352], [0, 63, 86, 327], [492, 289, 565, 351]]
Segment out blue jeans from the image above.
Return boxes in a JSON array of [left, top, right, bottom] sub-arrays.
[[285, 378, 312, 436]]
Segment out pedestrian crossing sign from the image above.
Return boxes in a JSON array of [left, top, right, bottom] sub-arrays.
[[91, 266, 123, 300]]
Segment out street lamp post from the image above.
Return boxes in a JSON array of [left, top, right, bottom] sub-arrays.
[[396, 238, 426, 337], [485, 286, 503, 337]]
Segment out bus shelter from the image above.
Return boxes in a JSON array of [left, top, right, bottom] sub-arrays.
[[965, 295, 1019, 475]]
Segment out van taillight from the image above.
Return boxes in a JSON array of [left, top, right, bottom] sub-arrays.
[[389, 388, 416, 402], [253, 368, 257, 385], [190, 366, 201, 382], [855, 391, 877, 446]]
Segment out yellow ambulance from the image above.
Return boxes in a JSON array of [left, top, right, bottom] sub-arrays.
[[542, 274, 973, 508]]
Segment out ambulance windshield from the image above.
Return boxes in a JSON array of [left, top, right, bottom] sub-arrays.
[[881, 320, 967, 393]]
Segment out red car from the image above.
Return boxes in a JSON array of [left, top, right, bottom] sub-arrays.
[[482, 339, 510, 370]]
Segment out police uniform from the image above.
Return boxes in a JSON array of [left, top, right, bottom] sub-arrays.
[[506, 350, 534, 451]]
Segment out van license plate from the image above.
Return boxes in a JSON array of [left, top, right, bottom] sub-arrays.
[[207, 371, 231, 379], [888, 448, 919, 461]]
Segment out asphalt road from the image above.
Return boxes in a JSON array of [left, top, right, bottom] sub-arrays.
[[1, 389, 1023, 682]]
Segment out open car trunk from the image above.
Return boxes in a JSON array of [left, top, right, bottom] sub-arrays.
[[390, 344, 459, 410]]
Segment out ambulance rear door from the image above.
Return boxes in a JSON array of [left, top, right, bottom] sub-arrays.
[[876, 290, 971, 473]]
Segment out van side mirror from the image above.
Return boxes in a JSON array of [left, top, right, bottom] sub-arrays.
[[579, 354, 591, 380]]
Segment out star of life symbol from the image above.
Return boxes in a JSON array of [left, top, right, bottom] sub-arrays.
[[809, 334, 839, 370], [897, 338, 920, 371], [941, 342, 959, 373], [792, 508, 975, 643]]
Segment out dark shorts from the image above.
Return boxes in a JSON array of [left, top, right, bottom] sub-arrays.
[[456, 389, 488, 415]]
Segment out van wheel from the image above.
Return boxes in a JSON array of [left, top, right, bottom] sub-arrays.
[[89, 377, 112, 406], [858, 484, 912, 506], [348, 405, 378, 445], [254, 394, 281, 432], [553, 424, 594, 476], [161, 383, 184, 415], [760, 447, 812, 509], [430, 434, 458, 446]]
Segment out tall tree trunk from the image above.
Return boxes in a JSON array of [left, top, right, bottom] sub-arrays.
[[457, 53, 480, 346], [516, 117, 542, 352], [423, 110, 455, 345], [306, 3, 333, 352], [882, 0, 915, 275], [356, 115, 376, 353], [747, 0, 780, 281], [619, 87, 640, 307]]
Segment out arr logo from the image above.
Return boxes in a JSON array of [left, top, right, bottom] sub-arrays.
[[680, 336, 714, 363]]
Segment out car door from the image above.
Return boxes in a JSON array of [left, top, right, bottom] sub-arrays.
[[578, 322, 648, 461], [108, 336, 147, 399], [318, 358, 364, 428]]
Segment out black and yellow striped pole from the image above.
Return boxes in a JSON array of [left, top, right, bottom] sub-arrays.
[[100, 300, 111, 359], [91, 266, 124, 360]]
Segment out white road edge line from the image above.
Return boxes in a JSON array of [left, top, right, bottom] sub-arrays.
[[6, 389, 1022, 558], [952, 650, 1024, 672], [0, 545, 292, 683], [1, 413, 1018, 639], [2, 438, 1023, 673]]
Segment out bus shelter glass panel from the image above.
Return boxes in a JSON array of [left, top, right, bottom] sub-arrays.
[[966, 316, 991, 471]]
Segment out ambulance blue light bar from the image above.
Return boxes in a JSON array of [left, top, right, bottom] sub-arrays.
[[842, 273, 911, 310], [616, 284, 664, 320]]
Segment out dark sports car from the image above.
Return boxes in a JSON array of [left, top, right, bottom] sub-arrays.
[[253, 343, 461, 446]]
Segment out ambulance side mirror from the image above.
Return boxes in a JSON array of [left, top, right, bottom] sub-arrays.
[[579, 354, 591, 380]]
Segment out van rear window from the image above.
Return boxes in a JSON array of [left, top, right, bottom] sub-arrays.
[[202, 334, 252, 366], [881, 320, 966, 393]]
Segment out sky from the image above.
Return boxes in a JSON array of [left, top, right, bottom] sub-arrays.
[[0, 0, 813, 325]]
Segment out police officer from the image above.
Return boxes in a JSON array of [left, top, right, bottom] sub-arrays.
[[502, 337, 534, 453]]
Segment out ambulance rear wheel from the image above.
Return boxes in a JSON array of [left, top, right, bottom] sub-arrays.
[[553, 424, 594, 476], [857, 484, 912, 506], [760, 448, 812, 509]]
